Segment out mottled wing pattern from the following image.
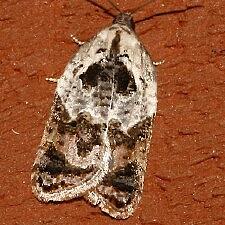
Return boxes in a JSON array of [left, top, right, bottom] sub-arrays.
[[31, 21, 156, 219], [31, 29, 116, 202]]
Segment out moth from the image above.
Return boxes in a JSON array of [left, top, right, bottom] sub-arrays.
[[31, 0, 157, 219]]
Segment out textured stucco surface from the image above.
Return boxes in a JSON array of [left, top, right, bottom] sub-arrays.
[[1, 0, 225, 224]]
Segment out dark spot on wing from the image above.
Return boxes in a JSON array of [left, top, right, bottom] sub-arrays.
[[118, 53, 129, 59], [114, 62, 136, 94], [104, 162, 139, 193], [112, 175, 138, 193], [37, 143, 94, 176], [96, 48, 107, 53], [41, 144, 67, 175], [79, 63, 101, 87]]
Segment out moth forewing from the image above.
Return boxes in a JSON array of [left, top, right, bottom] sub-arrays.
[[84, 25, 156, 219]]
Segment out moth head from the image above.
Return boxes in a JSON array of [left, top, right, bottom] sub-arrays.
[[86, 0, 153, 31], [113, 13, 135, 30]]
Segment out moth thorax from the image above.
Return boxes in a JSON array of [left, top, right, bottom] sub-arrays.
[[113, 13, 135, 30]]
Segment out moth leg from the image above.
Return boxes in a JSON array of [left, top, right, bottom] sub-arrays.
[[45, 77, 58, 83], [70, 34, 85, 46], [153, 59, 165, 66]]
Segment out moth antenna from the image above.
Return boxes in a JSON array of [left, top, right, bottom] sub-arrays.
[[107, 0, 122, 13], [134, 4, 203, 24], [130, 0, 153, 15], [86, 0, 116, 17]]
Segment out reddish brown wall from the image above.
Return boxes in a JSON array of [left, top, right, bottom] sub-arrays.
[[1, 0, 225, 224]]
